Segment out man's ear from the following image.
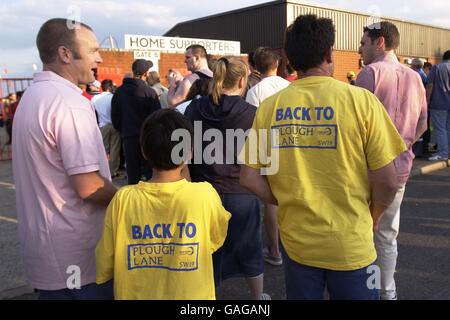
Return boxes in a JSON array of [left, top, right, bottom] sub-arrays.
[[57, 46, 72, 64], [376, 37, 386, 50]]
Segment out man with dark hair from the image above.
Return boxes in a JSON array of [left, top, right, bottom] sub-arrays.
[[356, 21, 427, 300], [167, 44, 212, 107], [96, 109, 231, 299], [12, 18, 117, 299], [240, 14, 406, 300], [112, 59, 161, 185], [246, 47, 290, 107], [426, 50, 450, 161], [424, 62, 433, 76], [362, 22, 400, 52], [92, 79, 121, 177], [245, 51, 262, 95]]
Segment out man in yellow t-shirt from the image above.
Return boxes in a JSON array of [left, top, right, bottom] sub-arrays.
[[96, 109, 231, 300], [240, 15, 406, 300]]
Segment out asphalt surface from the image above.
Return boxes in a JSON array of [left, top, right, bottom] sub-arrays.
[[1, 159, 450, 300]]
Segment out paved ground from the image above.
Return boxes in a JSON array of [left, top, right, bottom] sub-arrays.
[[1, 157, 450, 300]]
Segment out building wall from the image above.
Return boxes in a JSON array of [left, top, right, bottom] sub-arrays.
[[334, 50, 362, 83], [97, 50, 134, 86], [165, 2, 287, 53], [287, 2, 450, 59], [98, 50, 188, 88], [166, 1, 449, 60]]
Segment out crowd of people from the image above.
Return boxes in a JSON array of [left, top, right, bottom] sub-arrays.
[[7, 15, 450, 300]]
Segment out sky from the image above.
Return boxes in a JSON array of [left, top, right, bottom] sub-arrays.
[[0, 0, 449, 78]]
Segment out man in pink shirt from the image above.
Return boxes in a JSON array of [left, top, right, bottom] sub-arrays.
[[356, 21, 427, 300], [12, 18, 117, 299]]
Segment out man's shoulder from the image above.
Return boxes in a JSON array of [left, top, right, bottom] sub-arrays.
[[25, 81, 89, 111], [436, 62, 450, 73], [274, 76, 291, 85], [183, 73, 200, 84], [92, 92, 111, 103]]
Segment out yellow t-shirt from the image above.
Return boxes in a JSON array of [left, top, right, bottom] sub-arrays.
[[95, 179, 231, 300], [241, 76, 407, 271]]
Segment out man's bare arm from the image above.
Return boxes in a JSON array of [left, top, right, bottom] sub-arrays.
[[70, 171, 118, 207], [240, 165, 278, 205], [368, 162, 399, 231], [167, 78, 193, 107], [413, 117, 428, 145]]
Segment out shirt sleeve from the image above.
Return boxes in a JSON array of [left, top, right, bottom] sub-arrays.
[[355, 67, 375, 93], [363, 93, 407, 170], [95, 197, 117, 284], [207, 186, 231, 253], [55, 105, 105, 176], [245, 87, 260, 107]]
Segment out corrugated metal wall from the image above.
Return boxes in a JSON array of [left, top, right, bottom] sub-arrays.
[[165, 2, 449, 58], [287, 3, 450, 58], [165, 3, 286, 53]]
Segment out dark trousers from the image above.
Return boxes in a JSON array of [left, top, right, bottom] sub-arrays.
[[422, 109, 431, 154], [123, 136, 151, 185]]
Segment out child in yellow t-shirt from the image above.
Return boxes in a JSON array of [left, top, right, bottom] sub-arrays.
[[95, 109, 231, 300]]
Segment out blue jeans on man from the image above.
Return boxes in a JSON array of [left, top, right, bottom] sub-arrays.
[[430, 110, 450, 158], [281, 246, 379, 300]]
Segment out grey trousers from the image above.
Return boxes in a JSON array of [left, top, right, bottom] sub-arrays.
[[100, 124, 121, 174]]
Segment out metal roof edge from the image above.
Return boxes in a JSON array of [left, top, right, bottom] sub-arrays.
[[164, 0, 450, 35]]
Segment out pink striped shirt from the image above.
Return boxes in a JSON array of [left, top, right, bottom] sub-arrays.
[[356, 53, 427, 183]]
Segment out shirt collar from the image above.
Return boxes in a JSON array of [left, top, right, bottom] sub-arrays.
[[372, 52, 398, 64], [33, 71, 82, 94]]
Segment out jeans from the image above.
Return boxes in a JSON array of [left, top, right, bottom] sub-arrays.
[[374, 184, 406, 300], [213, 193, 263, 285], [38, 280, 113, 300], [281, 246, 379, 300], [430, 110, 450, 158]]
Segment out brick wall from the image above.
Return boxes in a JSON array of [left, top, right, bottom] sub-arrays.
[[98, 49, 442, 88], [334, 50, 362, 83], [97, 50, 134, 86]]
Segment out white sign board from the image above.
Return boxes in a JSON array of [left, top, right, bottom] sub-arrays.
[[133, 51, 161, 60], [125, 35, 240, 56], [133, 51, 160, 72]]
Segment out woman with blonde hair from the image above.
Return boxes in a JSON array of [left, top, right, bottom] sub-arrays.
[[185, 57, 269, 300]]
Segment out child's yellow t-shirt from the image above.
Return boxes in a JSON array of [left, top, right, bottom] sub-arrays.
[[95, 179, 231, 300]]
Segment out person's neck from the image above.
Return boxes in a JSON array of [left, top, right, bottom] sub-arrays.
[[261, 70, 278, 79], [297, 65, 331, 79], [43, 64, 78, 86], [374, 50, 395, 61], [222, 87, 242, 96], [196, 62, 210, 72], [134, 76, 146, 82], [149, 168, 184, 183]]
